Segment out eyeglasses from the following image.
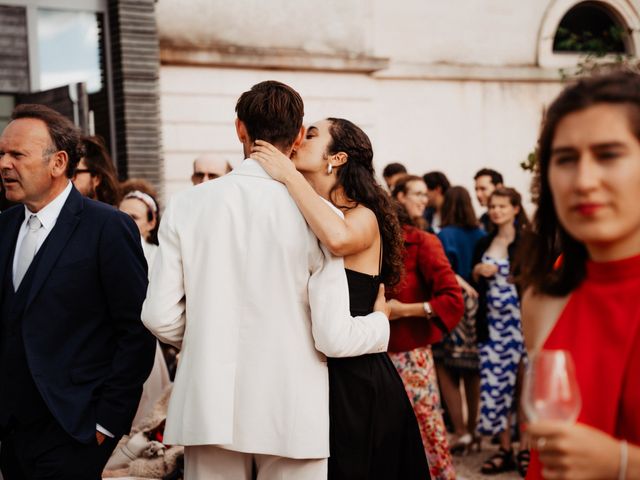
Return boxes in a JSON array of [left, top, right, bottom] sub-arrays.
[[192, 172, 221, 181], [73, 168, 93, 177], [407, 191, 428, 199]]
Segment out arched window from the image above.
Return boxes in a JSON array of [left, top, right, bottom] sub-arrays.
[[553, 1, 629, 54], [538, 0, 640, 68]]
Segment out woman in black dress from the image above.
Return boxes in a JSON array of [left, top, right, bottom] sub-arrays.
[[252, 118, 429, 479]]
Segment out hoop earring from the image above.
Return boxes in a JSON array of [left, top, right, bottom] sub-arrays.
[[327, 163, 333, 175]]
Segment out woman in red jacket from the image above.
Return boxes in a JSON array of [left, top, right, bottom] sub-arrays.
[[388, 175, 465, 480]]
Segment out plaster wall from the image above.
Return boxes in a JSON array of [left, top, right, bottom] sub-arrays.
[[156, 0, 373, 56], [372, 0, 549, 66], [373, 79, 562, 210], [160, 66, 376, 200], [157, 0, 640, 212], [161, 65, 562, 212]]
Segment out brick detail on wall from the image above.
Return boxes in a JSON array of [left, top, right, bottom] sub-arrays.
[[108, 0, 163, 196], [0, 5, 29, 93]]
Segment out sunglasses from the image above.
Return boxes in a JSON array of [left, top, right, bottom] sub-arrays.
[[192, 172, 221, 181]]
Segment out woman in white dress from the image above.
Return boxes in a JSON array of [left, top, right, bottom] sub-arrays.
[[119, 187, 170, 426]]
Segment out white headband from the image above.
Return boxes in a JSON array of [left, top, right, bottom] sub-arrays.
[[124, 190, 158, 214]]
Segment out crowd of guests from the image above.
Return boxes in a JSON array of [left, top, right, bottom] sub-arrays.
[[380, 162, 531, 477], [376, 71, 640, 480], [0, 71, 639, 480]]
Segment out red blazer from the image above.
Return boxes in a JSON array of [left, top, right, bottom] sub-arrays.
[[388, 225, 464, 352]]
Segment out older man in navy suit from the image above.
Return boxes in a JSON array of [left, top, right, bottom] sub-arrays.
[[0, 104, 155, 479]]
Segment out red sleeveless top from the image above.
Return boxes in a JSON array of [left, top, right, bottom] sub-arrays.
[[527, 254, 640, 478]]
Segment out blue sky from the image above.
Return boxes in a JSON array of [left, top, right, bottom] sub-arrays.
[[38, 9, 102, 93]]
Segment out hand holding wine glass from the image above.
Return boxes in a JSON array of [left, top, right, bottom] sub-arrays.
[[523, 350, 620, 479], [522, 349, 582, 424]]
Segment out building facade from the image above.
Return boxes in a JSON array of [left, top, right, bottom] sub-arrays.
[[1, 0, 637, 209], [156, 0, 640, 209]]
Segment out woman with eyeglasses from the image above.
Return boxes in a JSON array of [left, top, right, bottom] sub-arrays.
[[517, 71, 640, 480], [72, 135, 121, 206], [386, 174, 464, 479]]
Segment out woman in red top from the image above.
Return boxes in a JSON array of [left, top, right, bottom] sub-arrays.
[[518, 71, 640, 479], [388, 175, 464, 479]]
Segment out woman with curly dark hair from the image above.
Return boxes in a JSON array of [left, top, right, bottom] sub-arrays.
[[251, 118, 429, 479]]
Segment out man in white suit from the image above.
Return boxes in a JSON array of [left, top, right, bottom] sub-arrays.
[[142, 81, 391, 479]]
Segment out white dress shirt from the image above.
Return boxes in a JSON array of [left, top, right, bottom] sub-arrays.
[[12, 181, 72, 279]]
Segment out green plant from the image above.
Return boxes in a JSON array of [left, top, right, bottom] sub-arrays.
[[554, 25, 628, 56], [520, 151, 537, 173]]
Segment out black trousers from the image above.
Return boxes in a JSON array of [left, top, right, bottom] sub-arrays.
[[0, 413, 119, 480]]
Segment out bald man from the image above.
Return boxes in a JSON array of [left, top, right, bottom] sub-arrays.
[[191, 154, 231, 185]]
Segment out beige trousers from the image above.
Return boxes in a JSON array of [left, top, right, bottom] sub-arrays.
[[184, 445, 327, 480]]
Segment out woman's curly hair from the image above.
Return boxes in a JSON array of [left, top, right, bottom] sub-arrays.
[[326, 118, 405, 287]]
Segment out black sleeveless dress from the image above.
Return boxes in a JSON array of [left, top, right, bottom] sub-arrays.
[[327, 269, 430, 480]]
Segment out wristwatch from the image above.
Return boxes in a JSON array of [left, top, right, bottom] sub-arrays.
[[422, 301, 433, 318]]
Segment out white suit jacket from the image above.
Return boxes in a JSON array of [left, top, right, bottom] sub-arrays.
[[142, 159, 389, 458]]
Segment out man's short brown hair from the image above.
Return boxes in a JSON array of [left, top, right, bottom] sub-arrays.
[[235, 80, 304, 149], [11, 103, 83, 178]]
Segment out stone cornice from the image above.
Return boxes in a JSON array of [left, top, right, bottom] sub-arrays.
[[373, 62, 565, 82], [160, 45, 389, 73], [160, 45, 570, 82]]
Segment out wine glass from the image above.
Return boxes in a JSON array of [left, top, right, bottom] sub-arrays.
[[522, 349, 582, 422]]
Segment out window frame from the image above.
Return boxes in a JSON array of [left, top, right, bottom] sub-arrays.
[[1, 0, 108, 91], [538, 0, 640, 68], [0, 0, 117, 165]]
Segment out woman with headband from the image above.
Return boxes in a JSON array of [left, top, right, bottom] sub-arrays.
[[119, 181, 160, 270]]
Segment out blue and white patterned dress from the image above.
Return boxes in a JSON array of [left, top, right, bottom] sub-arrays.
[[477, 254, 525, 436]]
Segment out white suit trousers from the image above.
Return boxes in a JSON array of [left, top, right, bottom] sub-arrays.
[[184, 445, 327, 480]]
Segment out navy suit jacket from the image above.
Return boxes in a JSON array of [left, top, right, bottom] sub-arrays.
[[0, 187, 156, 443]]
